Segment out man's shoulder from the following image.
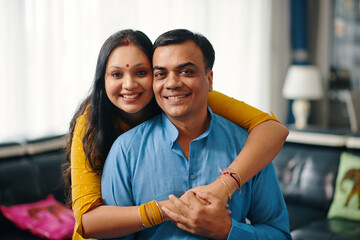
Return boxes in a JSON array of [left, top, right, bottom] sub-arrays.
[[212, 113, 248, 135]]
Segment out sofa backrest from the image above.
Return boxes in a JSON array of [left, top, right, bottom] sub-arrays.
[[274, 130, 360, 211], [273, 142, 343, 210], [0, 135, 67, 206]]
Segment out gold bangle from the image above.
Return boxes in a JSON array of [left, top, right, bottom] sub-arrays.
[[155, 201, 164, 222], [138, 206, 146, 228], [139, 200, 164, 228], [139, 204, 152, 228], [149, 200, 163, 225], [145, 203, 155, 226]]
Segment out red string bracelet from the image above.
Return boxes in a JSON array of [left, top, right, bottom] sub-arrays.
[[219, 168, 242, 193]]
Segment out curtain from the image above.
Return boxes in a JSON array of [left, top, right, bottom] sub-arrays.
[[0, 0, 290, 141]]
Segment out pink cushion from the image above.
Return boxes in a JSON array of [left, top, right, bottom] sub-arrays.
[[0, 195, 74, 240]]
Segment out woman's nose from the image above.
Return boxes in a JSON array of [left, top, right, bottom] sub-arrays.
[[122, 75, 137, 90]]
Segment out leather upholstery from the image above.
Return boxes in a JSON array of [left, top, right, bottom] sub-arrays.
[[0, 136, 67, 240], [274, 143, 342, 210], [273, 141, 360, 239], [291, 218, 360, 240]]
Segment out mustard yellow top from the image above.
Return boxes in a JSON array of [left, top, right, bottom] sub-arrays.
[[70, 90, 278, 240]]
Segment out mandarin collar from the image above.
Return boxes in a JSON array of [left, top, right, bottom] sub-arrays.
[[161, 107, 214, 144]]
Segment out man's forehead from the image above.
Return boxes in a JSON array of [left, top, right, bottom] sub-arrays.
[[153, 41, 203, 66]]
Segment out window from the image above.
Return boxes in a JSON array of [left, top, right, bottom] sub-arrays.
[[0, 0, 290, 141]]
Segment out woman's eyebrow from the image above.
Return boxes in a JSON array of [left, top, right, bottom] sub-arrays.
[[108, 63, 147, 69]]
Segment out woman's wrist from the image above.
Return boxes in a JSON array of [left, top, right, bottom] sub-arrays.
[[157, 200, 171, 221], [213, 178, 237, 202]]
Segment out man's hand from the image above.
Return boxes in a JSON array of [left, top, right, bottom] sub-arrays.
[[161, 190, 232, 240]]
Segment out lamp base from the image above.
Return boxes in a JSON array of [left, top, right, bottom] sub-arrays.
[[292, 99, 310, 129]]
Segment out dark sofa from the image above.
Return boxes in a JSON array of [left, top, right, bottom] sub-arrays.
[[273, 129, 360, 240], [0, 134, 68, 240], [1, 130, 360, 240]]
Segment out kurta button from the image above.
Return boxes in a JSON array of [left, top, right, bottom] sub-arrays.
[[189, 174, 195, 180]]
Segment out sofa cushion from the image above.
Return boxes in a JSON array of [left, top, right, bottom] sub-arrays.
[[291, 218, 360, 240], [327, 151, 360, 221], [0, 195, 74, 240], [287, 203, 327, 230]]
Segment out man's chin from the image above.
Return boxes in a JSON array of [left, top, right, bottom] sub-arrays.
[[163, 109, 187, 120]]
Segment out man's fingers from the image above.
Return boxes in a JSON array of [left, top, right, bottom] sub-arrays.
[[194, 191, 222, 205], [169, 194, 191, 214], [182, 190, 206, 207], [173, 222, 197, 235], [161, 206, 187, 224]]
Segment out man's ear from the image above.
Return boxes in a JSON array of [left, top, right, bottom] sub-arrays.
[[207, 70, 213, 92]]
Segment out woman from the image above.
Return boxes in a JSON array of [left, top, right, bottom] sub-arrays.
[[64, 29, 288, 239]]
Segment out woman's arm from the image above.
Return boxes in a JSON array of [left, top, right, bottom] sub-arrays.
[[81, 200, 178, 239], [201, 90, 289, 201], [82, 205, 142, 238], [71, 114, 174, 239], [70, 114, 103, 240], [185, 120, 288, 203]]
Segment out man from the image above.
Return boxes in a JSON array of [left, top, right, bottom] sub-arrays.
[[101, 29, 291, 239]]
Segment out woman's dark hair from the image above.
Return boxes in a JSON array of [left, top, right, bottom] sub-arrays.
[[63, 29, 159, 206], [153, 29, 215, 70]]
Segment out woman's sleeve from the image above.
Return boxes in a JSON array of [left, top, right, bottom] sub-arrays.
[[71, 114, 103, 238], [208, 90, 280, 132]]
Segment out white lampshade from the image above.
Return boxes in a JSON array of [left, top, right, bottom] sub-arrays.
[[282, 65, 323, 100]]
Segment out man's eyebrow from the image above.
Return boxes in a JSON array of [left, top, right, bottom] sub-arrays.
[[153, 62, 197, 71], [177, 62, 196, 69], [153, 66, 165, 71]]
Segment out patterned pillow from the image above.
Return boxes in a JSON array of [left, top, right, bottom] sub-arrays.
[[327, 152, 360, 221], [0, 195, 75, 240]]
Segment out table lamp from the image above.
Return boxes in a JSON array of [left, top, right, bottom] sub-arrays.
[[282, 65, 323, 129]]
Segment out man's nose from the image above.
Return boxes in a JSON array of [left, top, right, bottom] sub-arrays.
[[123, 75, 137, 90], [165, 72, 182, 89]]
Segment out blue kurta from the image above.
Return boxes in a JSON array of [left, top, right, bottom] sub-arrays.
[[101, 109, 291, 240]]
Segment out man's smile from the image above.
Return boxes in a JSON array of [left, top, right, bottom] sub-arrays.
[[164, 93, 190, 100]]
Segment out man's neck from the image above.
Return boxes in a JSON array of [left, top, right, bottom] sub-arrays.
[[167, 109, 210, 159]]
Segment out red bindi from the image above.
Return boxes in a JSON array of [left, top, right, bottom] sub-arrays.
[[124, 39, 129, 46], [126, 64, 129, 68]]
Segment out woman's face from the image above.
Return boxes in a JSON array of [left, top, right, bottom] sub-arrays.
[[105, 44, 153, 114]]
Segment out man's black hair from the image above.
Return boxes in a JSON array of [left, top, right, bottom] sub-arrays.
[[153, 29, 215, 70]]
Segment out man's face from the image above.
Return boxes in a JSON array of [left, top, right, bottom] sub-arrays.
[[152, 40, 213, 122]]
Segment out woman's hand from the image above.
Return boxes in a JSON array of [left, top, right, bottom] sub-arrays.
[[190, 177, 236, 204], [161, 190, 232, 240]]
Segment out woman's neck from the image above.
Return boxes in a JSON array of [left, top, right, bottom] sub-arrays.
[[117, 99, 158, 127]]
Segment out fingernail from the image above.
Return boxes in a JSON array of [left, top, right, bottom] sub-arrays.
[[162, 207, 168, 212]]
